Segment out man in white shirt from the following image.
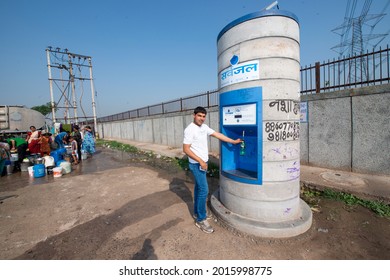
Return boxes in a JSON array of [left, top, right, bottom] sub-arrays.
[[183, 106, 241, 234]]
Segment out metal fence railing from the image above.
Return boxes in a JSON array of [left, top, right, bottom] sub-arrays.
[[98, 90, 219, 123], [301, 45, 390, 94], [98, 45, 390, 123]]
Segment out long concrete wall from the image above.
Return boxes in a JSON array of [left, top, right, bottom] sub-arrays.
[[97, 84, 390, 176], [300, 84, 390, 175], [98, 108, 221, 157]]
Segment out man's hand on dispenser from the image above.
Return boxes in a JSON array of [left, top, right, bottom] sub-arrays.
[[232, 138, 242, 145]]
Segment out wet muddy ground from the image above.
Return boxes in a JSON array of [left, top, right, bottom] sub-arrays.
[[0, 147, 389, 259]]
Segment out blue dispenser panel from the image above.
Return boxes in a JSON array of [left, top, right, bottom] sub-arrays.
[[220, 87, 262, 185]]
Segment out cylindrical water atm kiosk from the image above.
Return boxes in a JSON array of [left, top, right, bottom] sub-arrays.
[[211, 10, 312, 238]]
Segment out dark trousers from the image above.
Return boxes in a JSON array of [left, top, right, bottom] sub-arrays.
[[77, 141, 82, 161], [17, 143, 28, 163]]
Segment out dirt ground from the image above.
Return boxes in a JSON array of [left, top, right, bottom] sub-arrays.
[[0, 146, 389, 260]]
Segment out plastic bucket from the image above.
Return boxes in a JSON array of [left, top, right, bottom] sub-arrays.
[[5, 160, 13, 175], [6, 164, 13, 175], [33, 164, 46, 178], [21, 162, 30, 172], [50, 149, 64, 165], [53, 167, 63, 178], [43, 156, 55, 167], [28, 166, 34, 177], [46, 165, 55, 175], [10, 153, 18, 162], [59, 161, 71, 174]]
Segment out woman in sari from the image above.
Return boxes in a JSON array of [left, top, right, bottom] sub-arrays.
[[82, 126, 95, 157], [26, 126, 40, 154]]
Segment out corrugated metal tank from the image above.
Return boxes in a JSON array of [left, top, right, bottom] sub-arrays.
[[0, 106, 45, 131]]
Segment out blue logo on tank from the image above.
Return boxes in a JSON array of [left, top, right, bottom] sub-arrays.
[[230, 55, 239, 65]]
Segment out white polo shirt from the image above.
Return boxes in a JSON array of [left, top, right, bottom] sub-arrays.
[[183, 122, 215, 164]]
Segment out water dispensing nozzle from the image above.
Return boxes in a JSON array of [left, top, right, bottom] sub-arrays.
[[240, 130, 245, 156]]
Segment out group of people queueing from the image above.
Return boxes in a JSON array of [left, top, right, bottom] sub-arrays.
[[0, 124, 96, 176], [54, 125, 96, 165]]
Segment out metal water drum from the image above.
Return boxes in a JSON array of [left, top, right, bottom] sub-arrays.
[[28, 154, 39, 164], [213, 10, 312, 237]]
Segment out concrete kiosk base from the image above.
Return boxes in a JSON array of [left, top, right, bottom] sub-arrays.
[[211, 189, 313, 238]]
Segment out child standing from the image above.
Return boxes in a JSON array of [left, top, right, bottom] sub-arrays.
[[68, 135, 79, 165]]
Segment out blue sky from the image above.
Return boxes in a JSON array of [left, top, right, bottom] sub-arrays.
[[1, 0, 389, 117]]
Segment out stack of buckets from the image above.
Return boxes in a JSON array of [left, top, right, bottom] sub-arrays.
[[25, 147, 70, 178]]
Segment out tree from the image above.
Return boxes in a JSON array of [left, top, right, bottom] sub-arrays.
[[31, 102, 55, 116]]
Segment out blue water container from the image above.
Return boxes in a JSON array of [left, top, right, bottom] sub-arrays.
[[50, 148, 66, 164], [50, 150, 60, 164], [57, 147, 66, 155], [33, 164, 46, 178]]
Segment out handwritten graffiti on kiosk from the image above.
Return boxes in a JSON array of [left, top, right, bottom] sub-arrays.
[[268, 100, 300, 115], [264, 99, 300, 141], [264, 121, 300, 141]]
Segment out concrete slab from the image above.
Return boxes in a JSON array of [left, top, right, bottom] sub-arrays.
[[211, 190, 312, 238]]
